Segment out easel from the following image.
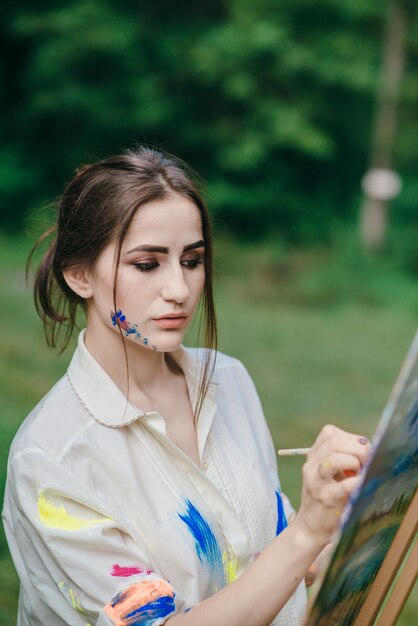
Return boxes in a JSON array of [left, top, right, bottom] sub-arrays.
[[353, 488, 418, 626]]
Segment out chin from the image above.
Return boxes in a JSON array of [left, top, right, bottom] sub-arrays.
[[125, 329, 184, 354], [154, 333, 185, 353]]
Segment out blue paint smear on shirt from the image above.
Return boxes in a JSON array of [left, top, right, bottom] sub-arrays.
[[275, 489, 288, 536], [178, 499, 225, 589], [111, 587, 129, 607], [124, 595, 176, 625]]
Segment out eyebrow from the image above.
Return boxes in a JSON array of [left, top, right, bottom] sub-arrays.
[[125, 239, 206, 255]]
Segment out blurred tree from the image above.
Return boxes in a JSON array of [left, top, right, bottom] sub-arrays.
[[185, 0, 384, 240], [360, 0, 408, 251], [1, 0, 416, 247]]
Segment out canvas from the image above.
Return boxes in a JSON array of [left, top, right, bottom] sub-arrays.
[[305, 332, 418, 626]]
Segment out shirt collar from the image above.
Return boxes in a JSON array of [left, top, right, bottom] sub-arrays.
[[67, 330, 216, 429]]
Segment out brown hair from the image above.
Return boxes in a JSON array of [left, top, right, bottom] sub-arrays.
[[28, 146, 217, 419]]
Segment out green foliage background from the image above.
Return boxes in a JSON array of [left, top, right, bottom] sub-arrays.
[[1, 0, 418, 248]]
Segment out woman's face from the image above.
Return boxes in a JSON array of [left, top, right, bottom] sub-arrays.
[[85, 192, 206, 353]]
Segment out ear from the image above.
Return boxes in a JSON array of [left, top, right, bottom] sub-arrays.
[[62, 267, 94, 299]]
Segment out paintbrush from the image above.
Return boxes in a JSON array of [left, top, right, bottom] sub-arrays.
[[277, 447, 357, 477]]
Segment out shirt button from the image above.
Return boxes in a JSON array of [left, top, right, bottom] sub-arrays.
[[203, 462, 208, 470]]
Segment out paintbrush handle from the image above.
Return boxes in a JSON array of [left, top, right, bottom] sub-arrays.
[[277, 448, 310, 456]]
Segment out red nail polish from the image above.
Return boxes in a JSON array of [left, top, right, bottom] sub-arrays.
[[343, 469, 357, 477]]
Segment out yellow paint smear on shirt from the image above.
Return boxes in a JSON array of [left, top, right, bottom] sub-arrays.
[[69, 587, 88, 616], [222, 549, 237, 584], [58, 580, 90, 619], [38, 491, 112, 531]]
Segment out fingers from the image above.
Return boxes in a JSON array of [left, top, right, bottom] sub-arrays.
[[308, 424, 371, 470], [302, 460, 362, 508], [303, 425, 370, 499], [296, 473, 362, 549], [315, 475, 362, 508], [311, 423, 370, 451], [297, 424, 371, 548], [316, 452, 362, 480]]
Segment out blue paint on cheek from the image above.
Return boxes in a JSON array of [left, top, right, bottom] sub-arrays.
[[109, 310, 156, 350], [127, 326, 139, 336], [111, 310, 125, 326], [275, 489, 288, 536], [124, 595, 176, 625]]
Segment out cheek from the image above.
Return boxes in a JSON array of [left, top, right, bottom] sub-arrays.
[[115, 272, 151, 305], [88, 278, 115, 319], [110, 309, 158, 351], [191, 270, 205, 299], [112, 275, 159, 325]]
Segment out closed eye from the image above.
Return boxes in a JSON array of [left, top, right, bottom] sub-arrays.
[[132, 257, 203, 272], [181, 258, 203, 269], [133, 261, 159, 272]]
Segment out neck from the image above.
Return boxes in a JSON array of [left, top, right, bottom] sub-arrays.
[[84, 323, 182, 410]]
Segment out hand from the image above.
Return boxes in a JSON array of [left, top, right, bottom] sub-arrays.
[[293, 424, 371, 550]]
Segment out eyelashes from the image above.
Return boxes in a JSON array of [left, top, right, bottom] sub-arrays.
[[133, 258, 203, 273], [133, 262, 158, 272], [182, 258, 204, 269]]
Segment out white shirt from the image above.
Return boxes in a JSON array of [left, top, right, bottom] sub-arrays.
[[2, 331, 306, 626]]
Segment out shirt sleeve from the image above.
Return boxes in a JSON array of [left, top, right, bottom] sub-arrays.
[[3, 448, 184, 626]]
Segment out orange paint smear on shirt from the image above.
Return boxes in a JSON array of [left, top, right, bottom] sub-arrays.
[[104, 579, 174, 625]]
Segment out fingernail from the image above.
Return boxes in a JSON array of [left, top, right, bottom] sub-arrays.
[[359, 437, 369, 445]]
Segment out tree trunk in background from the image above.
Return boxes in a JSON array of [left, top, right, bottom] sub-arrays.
[[360, 0, 408, 251]]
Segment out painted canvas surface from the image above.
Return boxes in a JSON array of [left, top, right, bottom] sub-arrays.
[[305, 331, 418, 626]]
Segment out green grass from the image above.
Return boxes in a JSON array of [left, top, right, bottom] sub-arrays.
[[0, 232, 417, 624]]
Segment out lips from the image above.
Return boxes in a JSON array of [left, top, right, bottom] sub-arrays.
[[153, 315, 188, 329]]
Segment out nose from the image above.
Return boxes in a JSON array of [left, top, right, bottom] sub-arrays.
[[160, 263, 190, 304]]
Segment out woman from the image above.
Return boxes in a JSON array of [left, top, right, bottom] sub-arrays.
[[2, 146, 370, 626]]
